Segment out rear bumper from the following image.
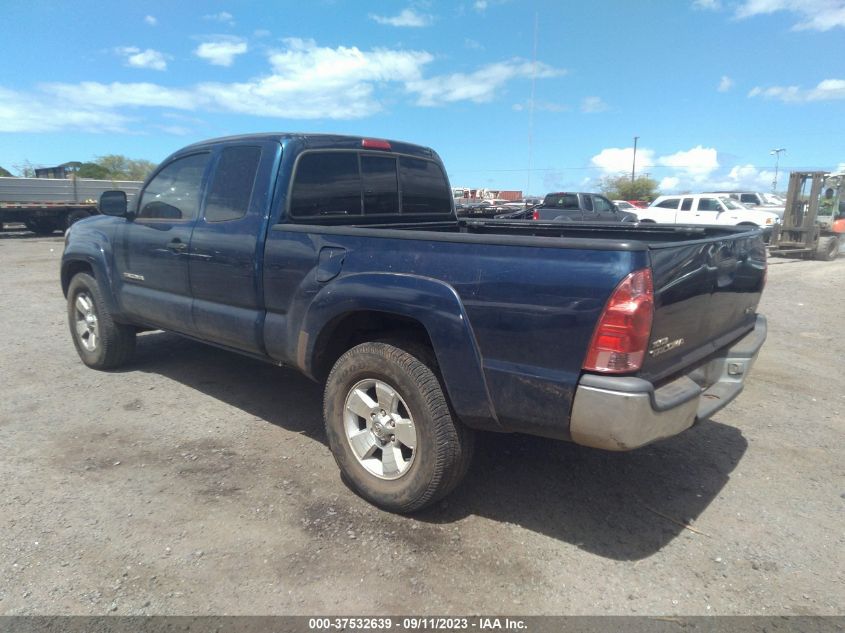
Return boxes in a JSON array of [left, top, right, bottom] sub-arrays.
[[569, 315, 767, 451]]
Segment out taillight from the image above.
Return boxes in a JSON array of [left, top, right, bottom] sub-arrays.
[[532, 210, 540, 220], [583, 268, 654, 373]]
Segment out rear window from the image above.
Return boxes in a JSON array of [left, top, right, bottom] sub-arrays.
[[543, 193, 579, 209], [290, 153, 361, 217], [289, 151, 450, 218], [399, 156, 451, 214]]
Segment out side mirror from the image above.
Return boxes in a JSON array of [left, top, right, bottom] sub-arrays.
[[99, 190, 128, 217]]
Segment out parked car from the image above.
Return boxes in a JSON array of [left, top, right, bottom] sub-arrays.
[[526, 192, 639, 222], [639, 194, 780, 236], [62, 133, 768, 512], [613, 200, 640, 213], [706, 191, 785, 218]]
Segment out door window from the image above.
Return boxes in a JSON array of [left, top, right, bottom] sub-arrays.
[[593, 196, 612, 213], [697, 198, 721, 212], [655, 198, 680, 209], [399, 157, 451, 214], [205, 146, 262, 222], [138, 153, 211, 221], [680, 198, 693, 211], [290, 152, 361, 217]]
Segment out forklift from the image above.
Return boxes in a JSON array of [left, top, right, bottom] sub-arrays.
[[769, 170, 844, 261]]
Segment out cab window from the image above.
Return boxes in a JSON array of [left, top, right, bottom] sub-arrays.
[[205, 146, 262, 222]]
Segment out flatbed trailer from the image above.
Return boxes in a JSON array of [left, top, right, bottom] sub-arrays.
[[0, 177, 142, 234]]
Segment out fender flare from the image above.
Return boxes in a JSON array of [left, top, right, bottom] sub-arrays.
[[298, 272, 500, 430]]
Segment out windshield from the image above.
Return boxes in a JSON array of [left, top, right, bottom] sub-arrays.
[[761, 193, 783, 205], [719, 196, 743, 210]]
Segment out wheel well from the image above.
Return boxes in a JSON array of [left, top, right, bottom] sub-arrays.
[[639, 219, 655, 223], [737, 222, 758, 226], [62, 260, 94, 296], [312, 311, 434, 381]]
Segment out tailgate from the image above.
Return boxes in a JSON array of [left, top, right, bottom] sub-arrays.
[[640, 229, 767, 383]]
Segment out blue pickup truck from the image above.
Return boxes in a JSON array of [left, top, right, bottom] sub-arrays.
[[61, 133, 768, 512]]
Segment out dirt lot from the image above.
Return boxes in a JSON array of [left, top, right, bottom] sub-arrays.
[[0, 231, 842, 616]]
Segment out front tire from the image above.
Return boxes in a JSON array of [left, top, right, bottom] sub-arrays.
[[67, 273, 136, 369], [815, 236, 839, 261], [323, 342, 474, 513]]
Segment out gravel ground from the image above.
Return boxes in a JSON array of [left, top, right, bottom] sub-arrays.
[[0, 231, 842, 616]]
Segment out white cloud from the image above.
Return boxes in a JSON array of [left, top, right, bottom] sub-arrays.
[[0, 87, 129, 133], [4, 40, 562, 129], [406, 59, 562, 106], [254, 29, 271, 38], [581, 96, 609, 113], [659, 176, 681, 190], [144, 15, 157, 26], [116, 47, 169, 71], [658, 146, 719, 179], [474, 0, 489, 11], [748, 77, 845, 102], [838, 162, 845, 172], [43, 82, 200, 109], [693, 0, 721, 9], [735, 0, 845, 31], [194, 37, 248, 67], [369, 8, 432, 27], [718, 75, 734, 91], [591, 147, 656, 174], [203, 11, 235, 25]]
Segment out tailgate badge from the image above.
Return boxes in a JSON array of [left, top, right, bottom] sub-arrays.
[[649, 337, 685, 357]]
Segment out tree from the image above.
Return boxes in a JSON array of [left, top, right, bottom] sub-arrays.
[[124, 159, 157, 181], [599, 174, 660, 202], [76, 162, 111, 179], [0, 166, 12, 177], [91, 155, 155, 180]]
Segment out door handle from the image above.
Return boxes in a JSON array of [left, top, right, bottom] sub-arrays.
[[167, 239, 188, 253]]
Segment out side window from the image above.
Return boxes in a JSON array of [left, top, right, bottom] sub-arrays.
[[697, 198, 720, 212], [205, 146, 262, 222], [290, 152, 361, 217], [680, 198, 693, 211], [656, 198, 680, 209], [582, 195, 594, 212], [593, 196, 612, 213], [740, 194, 756, 204], [138, 153, 210, 221], [399, 157, 451, 214], [361, 155, 398, 215]]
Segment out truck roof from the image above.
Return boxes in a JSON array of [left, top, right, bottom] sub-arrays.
[[178, 133, 437, 159]]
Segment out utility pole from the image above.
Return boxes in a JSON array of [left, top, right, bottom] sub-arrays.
[[770, 148, 785, 193], [631, 136, 639, 184]]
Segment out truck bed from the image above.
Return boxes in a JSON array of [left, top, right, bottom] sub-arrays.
[[265, 218, 766, 437]]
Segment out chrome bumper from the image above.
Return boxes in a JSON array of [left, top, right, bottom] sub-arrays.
[[569, 315, 767, 451]]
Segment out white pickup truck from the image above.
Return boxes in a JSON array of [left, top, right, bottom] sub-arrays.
[[638, 194, 780, 235]]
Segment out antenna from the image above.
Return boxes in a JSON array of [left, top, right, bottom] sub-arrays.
[[527, 11, 538, 197]]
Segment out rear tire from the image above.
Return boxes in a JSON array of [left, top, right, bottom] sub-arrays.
[[67, 273, 136, 369], [815, 236, 839, 261], [323, 341, 474, 513], [25, 218, 59, 235]]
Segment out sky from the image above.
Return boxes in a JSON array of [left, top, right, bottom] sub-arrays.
[[1, 0, 844, 195]]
